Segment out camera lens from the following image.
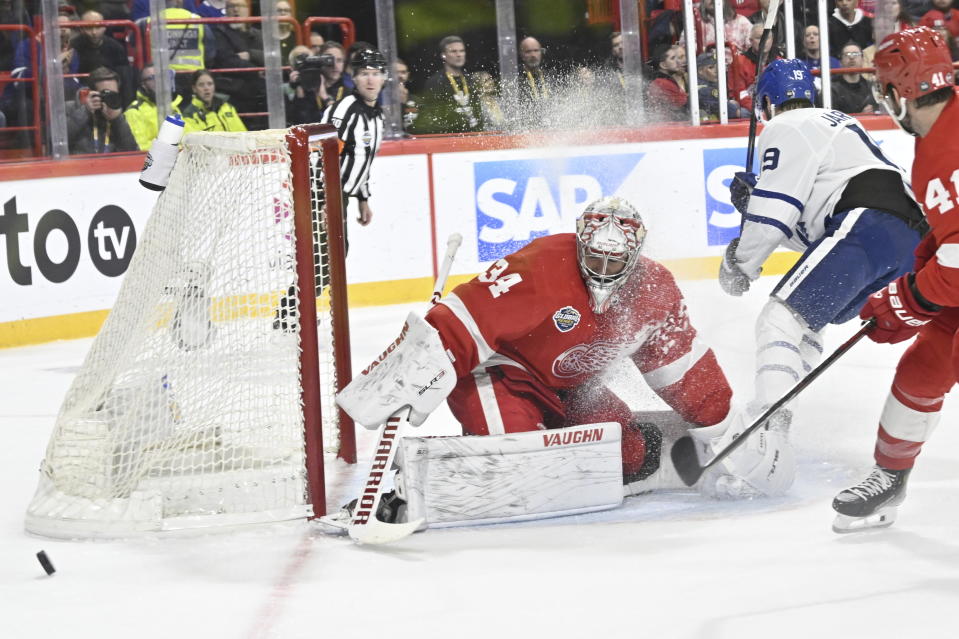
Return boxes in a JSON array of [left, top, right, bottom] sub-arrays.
[[100, 89, 123, 110]]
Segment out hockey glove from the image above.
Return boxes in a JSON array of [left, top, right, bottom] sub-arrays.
[[913, 231, 937, 272], [860, 273, 941, 344], [719, 238, 751, 296], [729, 171, 757, 215]]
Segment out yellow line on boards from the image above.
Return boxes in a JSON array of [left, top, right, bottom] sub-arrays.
[[0, 253, 800, 348]]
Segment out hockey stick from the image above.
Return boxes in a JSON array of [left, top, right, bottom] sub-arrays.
[[744, 0, 782, 172], [345, 233, 463, 544], [670, 318, 876, 487]]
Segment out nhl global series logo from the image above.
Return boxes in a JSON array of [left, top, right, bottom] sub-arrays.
[[552, 306, 581, 332]]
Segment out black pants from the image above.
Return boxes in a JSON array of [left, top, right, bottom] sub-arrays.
[[275, 194, 350, 326]]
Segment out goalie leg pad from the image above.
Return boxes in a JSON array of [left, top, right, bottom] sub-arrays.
[[337, 312, 456, 428], [395, 422, 624, 527]]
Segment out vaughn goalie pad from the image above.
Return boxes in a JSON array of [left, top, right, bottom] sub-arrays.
[[395, 422, 624, 527], [337, 312, 456, 428]]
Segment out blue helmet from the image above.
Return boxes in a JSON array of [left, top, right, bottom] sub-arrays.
[[756, 59, 817, 118]]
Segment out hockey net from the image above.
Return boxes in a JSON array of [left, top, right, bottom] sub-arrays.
[[25, 125, 355, 539]]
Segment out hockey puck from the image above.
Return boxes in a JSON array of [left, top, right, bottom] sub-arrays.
[[36, 550, 55, 576]]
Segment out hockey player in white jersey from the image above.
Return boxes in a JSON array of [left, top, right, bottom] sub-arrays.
[[703, 58, 926, 498]]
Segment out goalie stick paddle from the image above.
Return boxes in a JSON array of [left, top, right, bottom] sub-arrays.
[[346, 408, 423, 544], [671, 318, 876, 487], [345, 233, 463, 545], [745, 0, 782, 172]]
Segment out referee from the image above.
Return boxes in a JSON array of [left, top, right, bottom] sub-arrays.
[[275, 49, 386, 331], [321, 48, 387, 230]]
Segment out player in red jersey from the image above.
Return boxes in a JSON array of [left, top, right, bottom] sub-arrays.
[[832, 27, 959, 532], [330, 197, 797, 533], [423, 197, 792, 497]]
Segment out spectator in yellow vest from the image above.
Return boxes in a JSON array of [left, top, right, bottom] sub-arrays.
[[151, 0, 216, 99], [124, 64, 184, 149], [181, 69, 247, 132]]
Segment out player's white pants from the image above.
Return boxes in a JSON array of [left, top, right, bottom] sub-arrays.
[[754, 297, 823, 407]]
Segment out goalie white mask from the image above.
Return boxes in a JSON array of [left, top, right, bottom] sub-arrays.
[[576, 197, 647, 314]]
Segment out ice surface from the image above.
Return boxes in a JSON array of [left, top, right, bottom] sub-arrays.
[[3, 278, 958, 639]]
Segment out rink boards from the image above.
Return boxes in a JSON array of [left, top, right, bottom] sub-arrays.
[[0, 117, 915, 346]]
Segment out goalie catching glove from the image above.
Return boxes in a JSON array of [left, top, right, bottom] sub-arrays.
[[689, 403, 796, 499], [336, 312, 456, 428]]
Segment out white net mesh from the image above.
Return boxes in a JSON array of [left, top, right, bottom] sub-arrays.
[[25, 130, 341, 538]]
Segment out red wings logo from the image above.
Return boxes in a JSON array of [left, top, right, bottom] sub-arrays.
[[551, 340, 634, 378]]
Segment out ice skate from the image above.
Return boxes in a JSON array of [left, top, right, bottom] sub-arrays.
[[832, 465, 911, 533]]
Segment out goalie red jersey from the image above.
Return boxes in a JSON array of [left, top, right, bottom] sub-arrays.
[[425, 233, 731, 443]]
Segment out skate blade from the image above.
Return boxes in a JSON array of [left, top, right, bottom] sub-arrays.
[[832, 507, 898, 534]]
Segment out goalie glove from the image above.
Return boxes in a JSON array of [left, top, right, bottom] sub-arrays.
[[719, 238, 752, 297], [336, 312, 456, 428], [860, 273, 941, 344]]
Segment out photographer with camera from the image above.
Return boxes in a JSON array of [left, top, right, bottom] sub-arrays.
[[66, 66, 138, 154], [286, 41, 347, 125], [286, 41, 349, 125]]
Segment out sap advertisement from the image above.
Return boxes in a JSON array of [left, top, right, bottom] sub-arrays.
[[472, 153, 645, 261], [428, 127, 916, 277], [431, 138, 762, 276]]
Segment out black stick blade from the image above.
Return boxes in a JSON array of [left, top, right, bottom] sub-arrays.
[[670, 436, 705, 487]]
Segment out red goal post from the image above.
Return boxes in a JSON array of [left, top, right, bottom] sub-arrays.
[[290, 124, 357, 516]]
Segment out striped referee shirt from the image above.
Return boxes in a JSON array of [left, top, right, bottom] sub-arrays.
[[321, 92, 384, 201]]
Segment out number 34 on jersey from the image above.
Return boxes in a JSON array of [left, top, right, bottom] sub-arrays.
[[478, 258, 524, 298]]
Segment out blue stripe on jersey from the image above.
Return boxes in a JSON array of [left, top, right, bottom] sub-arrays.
[[845, 124, 898, 170], [743, 212, 794, 239], [752, 188, 805, 213]]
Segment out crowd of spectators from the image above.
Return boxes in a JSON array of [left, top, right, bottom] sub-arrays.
[[3, 0, 959, 155], [400, 0, 959, 132]]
